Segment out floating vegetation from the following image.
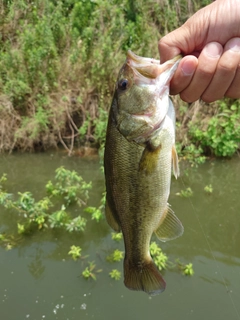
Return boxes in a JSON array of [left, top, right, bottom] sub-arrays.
[[150, 242, 193, 275], [0, 167, 194, 286], [204, 184, 213, 194], [0, 167, 93, 233], [111, 232, 123, 242], [68, 245, 82, 261], [181, 263, 194, 276], [107, 249, 124, 263], [150, 242, 168, 271], [109, 269, 121, 281], [82, 262, 102, 281], [176, 187, 193, 198]]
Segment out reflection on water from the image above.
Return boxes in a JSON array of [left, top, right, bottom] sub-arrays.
[[0, 152, 240, 320]]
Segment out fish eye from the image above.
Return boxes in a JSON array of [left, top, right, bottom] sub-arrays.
[[118, 79, 128, 91]]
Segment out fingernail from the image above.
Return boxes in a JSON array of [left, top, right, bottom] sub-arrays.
[[181, 60, 195, 76], [204, 42, 222, 58], [228, 38, 240, 52]]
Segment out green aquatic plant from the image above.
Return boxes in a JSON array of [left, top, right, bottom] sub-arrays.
[[183, 263, 194, 276], [0, 167, 194, 285], [150, 242, 194, 276], [204, 184, 213, 194], [0, 174, 7, 188], [84, 192, 105, 222], [82, 262, 102, 280], [150, 242, 168, 270], [84, 206, 103, 222], [176, 187, 193, 198], [66, 216, 87, 232], [48, 206, 69, 228], [68, 245, 82, 261], [177, 262, 194, 276], [154, 253, 168, 271], [150, 241, 162, 256], [0, 167, 90, 233], [107, 249, 124, 263], [0, 233, 19, 250], [46, 166, 92, 206], [17, 223, 25, 235], [111, 232, 123, 242], [109, 269, 121, 281]]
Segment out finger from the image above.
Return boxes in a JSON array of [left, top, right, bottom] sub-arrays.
[[169, 56, 198, 95], [158, 2, 215, 63], [225, 64, 240, 99], [159, 33, 182, 63], [179, 42, 223, 102], [202, 38, 240, 102]]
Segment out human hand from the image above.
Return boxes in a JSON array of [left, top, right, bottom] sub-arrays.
[[158, 0, 240, 102]]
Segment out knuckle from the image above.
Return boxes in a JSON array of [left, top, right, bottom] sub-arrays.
[[201, 93, 223, 103], [217, 57, 240, 74], [225, 92, 238, 99], [197, 66, 215, 79], [225, 87, 240, 99], [180, 91, 197, 103], [224, 68, 240, 98]]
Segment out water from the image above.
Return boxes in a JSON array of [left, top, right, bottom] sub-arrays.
[[0, 152, 240, 320]]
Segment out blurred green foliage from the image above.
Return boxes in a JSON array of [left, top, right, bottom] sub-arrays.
[[0, 0, 221, 155], [1, 0, 238, 158], [189, 100, 240, 157]]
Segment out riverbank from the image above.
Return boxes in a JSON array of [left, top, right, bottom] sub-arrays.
[[0, 0, 239, 157]]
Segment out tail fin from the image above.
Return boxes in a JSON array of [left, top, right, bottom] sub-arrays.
[[124, 258, 166, 295]]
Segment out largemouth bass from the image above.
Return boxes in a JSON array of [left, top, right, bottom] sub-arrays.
[[104, 50, 183, 295]]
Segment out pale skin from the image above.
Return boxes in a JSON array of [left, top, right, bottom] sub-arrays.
[[158, 0, 240, 103]]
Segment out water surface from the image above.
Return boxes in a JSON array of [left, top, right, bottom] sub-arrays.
[[0, 153, 239, 320]]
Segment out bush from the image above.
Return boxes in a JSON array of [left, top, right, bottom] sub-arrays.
[[3, 0, 234, 157], [189, 100, 240, 157]]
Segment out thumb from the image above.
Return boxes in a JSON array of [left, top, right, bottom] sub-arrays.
[[159, 25, 194, 63], [158, 2, 216, 63]]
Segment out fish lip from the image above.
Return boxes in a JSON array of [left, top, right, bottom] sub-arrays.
[[127, 50, 160, 66], [127, 50, 182, 80]]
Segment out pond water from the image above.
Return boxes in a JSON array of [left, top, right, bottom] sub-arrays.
[[0, 152, 240, 320]]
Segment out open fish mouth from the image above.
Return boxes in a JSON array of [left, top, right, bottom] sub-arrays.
[[116, 51, 181, 143], [125, 51, 181, 140], [127, 50, 181, 80]]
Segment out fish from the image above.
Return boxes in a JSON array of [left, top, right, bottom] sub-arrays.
[[104, 50, 183, 295]]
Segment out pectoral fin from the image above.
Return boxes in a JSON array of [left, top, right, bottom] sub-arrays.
[[139, 143, 162, 175], [105, 199, 121, 232], [154, 204, 184, 242], [172, 145, 180, 179]]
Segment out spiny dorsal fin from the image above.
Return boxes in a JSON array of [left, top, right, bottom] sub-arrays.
[[172, 145, 180, 179], [154, 204, 184, 242]]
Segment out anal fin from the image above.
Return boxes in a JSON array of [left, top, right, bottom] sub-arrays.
[[105, 198, 121, 232], [154, 204, 184, 242]]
